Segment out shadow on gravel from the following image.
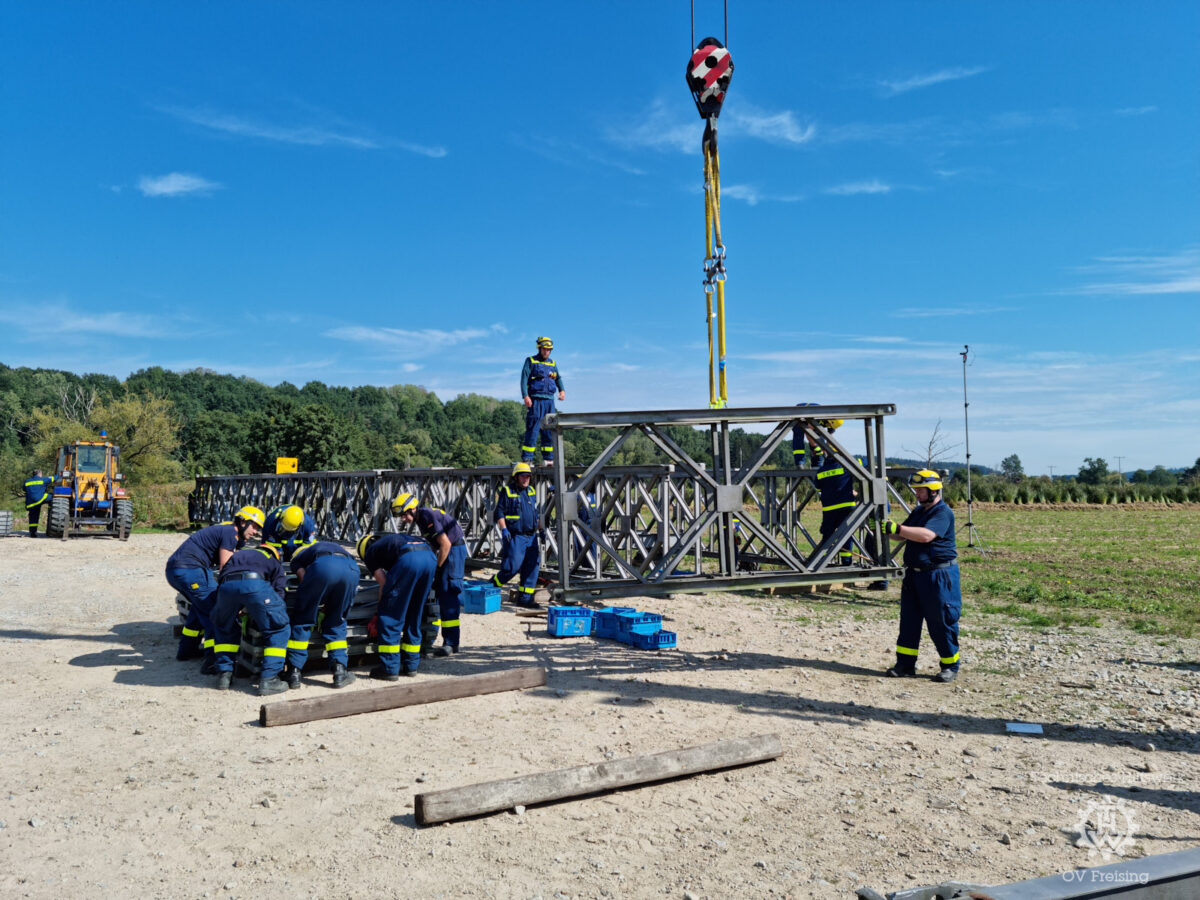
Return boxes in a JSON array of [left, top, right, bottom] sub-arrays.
[[1049, 780, 1200, 817]]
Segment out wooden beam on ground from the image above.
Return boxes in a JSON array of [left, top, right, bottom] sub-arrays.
[[414, 733, 783, 825], [259, 666, 547, 728]]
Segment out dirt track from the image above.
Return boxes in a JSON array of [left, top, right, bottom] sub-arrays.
[[1, 534, 1198, 899]]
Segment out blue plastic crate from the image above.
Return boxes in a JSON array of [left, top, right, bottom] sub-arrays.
[[594, 606, 636, 640], [546, 606, 594, 637], [630, 630, 677, 650], [615, 611, 663, 637], [462, 584, 501, 614]]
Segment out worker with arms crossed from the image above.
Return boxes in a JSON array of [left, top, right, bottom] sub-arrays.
[[882, 470, 962, 683], [491, 462, 543, 608], [23, 469, 54, 537], [282, 540, 361, 690], [520, 336, 565, 467], [209, 543, 292, 694], [392, 492, 467, 656], [262, 504, 316, 562], [166, 506, 265, 668], [357, 531, 437, 679]]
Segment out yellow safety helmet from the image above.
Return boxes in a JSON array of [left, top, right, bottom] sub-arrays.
[[257, 544, 281, 561], [535, 336, 553, 349], [356, 533, 378, 560], [234, 505, 266, 528], [512, 462, 533, 477], [391, 492, 418, 516], [818, 418, 844, 431], [280, 505, 305, 532], [909, 470, 943, 491]]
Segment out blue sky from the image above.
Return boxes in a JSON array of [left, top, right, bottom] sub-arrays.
[[2, 2, 1197, 475]]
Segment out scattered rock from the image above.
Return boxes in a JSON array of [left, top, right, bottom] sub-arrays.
[[999, 832, 1011, 845]]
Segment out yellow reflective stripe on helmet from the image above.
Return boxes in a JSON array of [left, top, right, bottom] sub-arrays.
[[263, 647, 287, 658], [377, 644, 400, 653], [896, 646, 919, 656], [821, 501, 856, 511], [816, 468, 845, 479], [181, 627, 201, 637], [401, 642, 422, 653], [940, 652, 960, 665], [440, 618, 460, 628], [214, 643, 240, 653], [325, 640, 348, 651], [286, 640, 308, 650]]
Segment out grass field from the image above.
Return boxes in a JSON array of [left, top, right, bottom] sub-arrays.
[[956, 504, 1200, 636]]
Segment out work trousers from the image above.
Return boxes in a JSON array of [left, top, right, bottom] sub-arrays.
[[493, 532, 540, 601], [211, 580, 291, 679], [26, 500, 46, 536], [895, 565, 961, 672], [287, 554, 360, 669], [435, 543, 467, 649], [521, 397, 556, 463], [167, 565, 219, 657], [820, 506, 855, 562], [377, 550, 437, 675]]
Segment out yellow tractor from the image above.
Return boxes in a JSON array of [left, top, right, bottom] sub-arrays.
[[46, 437, 133, 540]]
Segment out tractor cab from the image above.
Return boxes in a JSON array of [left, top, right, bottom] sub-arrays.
[[47, 437, 133, 540]]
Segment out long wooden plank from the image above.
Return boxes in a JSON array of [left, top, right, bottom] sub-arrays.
[[414, 733, 783, 825], [260, 666, 547, 727]]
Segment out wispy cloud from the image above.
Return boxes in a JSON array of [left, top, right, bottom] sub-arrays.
[[1114, 105, 1157, 116], [1065, 248, 1200, 296], [138, 172, 222, 197], [512, 134, 645, 175], [158, 104, 447, 158], [325, 324, 507, 355], [726, 104, 817, 145], [606, 98, 696, 153], [879, 66, 989, 96], [824, 179, 892, 196], [891, 305, 1017, 318], [0, 301, 170, 338], [722, 183, 804, 206]]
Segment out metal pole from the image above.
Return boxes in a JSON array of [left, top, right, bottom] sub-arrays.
[[960, 345, 986, 553]]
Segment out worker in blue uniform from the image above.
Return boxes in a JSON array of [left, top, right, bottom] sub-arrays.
[[358, 532, 437, 679], [262, 504, 317, 562], [882, 470, 962, 683], [576, 490, 599, 574], [283, 540, 360, 689], [816, 450, 859, 566], [23, 470, 54, 537], [790, 403, 821, 468], [491, 462, 542, 608], [520, 336, 565, 466], [166, 506, 265, 667], [210, 544, 292, 694], [392, 492, 467, 656]]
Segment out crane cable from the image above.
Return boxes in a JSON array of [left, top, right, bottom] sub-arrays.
[[687, 4, 733, 408]]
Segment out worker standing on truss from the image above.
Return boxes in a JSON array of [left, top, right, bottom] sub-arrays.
[[520, 336, 565, 467]]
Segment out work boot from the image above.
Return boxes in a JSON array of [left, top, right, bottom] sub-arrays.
[[431, 644, 457, 657], [259, 675, 289, 695], [331, 663, 356, 688], [214, 671, 232, 691], [867, 580, 889, 591], [515, 597, 542, 609], [176, 635, 202, 661], [884, 666, 916, 678], [283, 665, 302, 690], [198, 654, 217, 676], [369, 666, 400, 682], [934, 668, 958, 683]]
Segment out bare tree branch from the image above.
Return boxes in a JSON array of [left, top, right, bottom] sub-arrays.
[[902, 419, 961, 467]]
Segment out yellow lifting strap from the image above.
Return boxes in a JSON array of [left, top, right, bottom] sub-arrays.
[[703, 123, 727, 408]]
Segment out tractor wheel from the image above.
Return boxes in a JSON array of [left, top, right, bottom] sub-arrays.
[[115, 499, 133, 541], [47, 497, 69, 538]]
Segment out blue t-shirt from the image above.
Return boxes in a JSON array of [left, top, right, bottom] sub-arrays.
[[414, 507, 465, 547], [221, 547, 289, 595], [24, 476, 54, 507], [290, 540, 354, 575], [363, 533, 433, 575], [901, 500, 957, 568], [167, 523, 240, 570]]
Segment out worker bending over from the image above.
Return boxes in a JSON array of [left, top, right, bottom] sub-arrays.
[[392, 492, 467, 656], [882, 470, 962, 683], [358, 532, 437, 679], [210, 544, 291, 695], [283, 540, 360, 689], [166, 506, 264, 668], [262, 504, 316, 562], [520, 336, 565, 467], [23, 470, 54, 537], [492, 462, 542, 608]]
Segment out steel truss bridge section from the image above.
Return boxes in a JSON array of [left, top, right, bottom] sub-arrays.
[[191, 403, 914, 603]]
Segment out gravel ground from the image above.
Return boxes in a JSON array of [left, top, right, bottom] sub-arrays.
[[1, 533, 1197, 899]]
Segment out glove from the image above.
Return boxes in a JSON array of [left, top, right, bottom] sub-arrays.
[[883, 521, 899, 535]]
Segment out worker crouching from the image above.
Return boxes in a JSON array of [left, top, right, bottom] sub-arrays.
[[210, 544, 292, 695], [284, 540, 361, 689], [358, 532, 437, 679]]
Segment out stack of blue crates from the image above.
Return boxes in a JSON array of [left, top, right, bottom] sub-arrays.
[[594, 606, 635, 640], [546, 606, 594, 637], [597, 606, 677, 650], [462, 578, 501, 614]]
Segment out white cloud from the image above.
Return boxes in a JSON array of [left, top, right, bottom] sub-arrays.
[[824, 179, 892, 196], [158, 104, 447, 158], [606, 98, 697, 153], [324, 324, 507, 355], [879, 66, 989, 95], [726, 105, 817, 145], [1065, 248, 1200, 296], [401, 363, 422, 373], [0, 301, 169, 338], [891, 305, 1018, 318], [721, 183, 804, 206], [1114, 105, 1157, 116], [138, 172, 222, 197], [513, 134, 645, 175]]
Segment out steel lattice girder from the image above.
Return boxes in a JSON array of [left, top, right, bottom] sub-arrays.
[[191, 403, 928, 603]]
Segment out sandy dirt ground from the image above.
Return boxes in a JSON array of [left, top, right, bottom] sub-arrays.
[[1, 533, 1198, 900]]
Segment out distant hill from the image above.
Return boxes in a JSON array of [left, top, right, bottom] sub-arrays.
[[886, 457, 993, 475]]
